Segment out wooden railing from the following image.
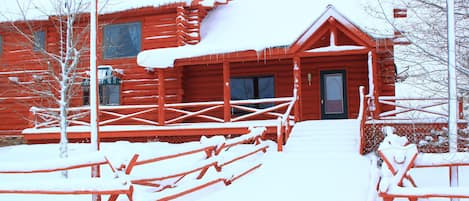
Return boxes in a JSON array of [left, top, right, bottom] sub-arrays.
[[377, 96, 464, 120], [0, 152, 135, 200], [128, 126, 269, 200], [276, 89, 297, 152], [377, 128, 469, 201], [30, 97, 296, 129]]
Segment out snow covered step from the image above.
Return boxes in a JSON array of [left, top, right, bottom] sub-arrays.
[[286, 139, 357, 146], [291, 133, 358, 138], [286, 119, 361, 154], [285, 146, 357, 153], [289, 135, 358, 141]]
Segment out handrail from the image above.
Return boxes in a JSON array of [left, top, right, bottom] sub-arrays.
[[276, 88, 297, 152]]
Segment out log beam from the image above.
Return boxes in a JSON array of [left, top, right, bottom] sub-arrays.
[[223, 62, 231, 122]]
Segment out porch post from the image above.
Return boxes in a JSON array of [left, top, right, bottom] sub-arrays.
[[223, 62, 231, 122], [293, 57, 302, 122], [158, 69, 166, 125], [368, 50, 380, 119], [372, 50, 380, 118]]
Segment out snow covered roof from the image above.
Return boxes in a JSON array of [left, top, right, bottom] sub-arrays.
[[0, 0, 226, 22], [137, 0, 394, 68]]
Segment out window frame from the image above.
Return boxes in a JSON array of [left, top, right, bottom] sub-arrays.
[[102, 22, 142, 59], [230, 75, 275, 114], [33, 31, 46, 51], [82, 77, 121, 106]]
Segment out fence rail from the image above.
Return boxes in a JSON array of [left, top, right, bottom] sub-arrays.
[[377, 96, 464, 120], [0, 127, 270, 201]]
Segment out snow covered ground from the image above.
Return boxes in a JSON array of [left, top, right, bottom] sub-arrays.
[[0, 120, 468, 201]]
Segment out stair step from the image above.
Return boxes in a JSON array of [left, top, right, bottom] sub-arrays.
[[287, 120, 361, 154], [286, 147, 357, 153]]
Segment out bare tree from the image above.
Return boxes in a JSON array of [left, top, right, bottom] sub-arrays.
[[366, 0, 469, 148], [1, 0, 93, 177], [366, 0, 468, 97]]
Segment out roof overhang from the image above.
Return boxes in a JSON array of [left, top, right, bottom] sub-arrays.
[[137, 5, 391, 69]]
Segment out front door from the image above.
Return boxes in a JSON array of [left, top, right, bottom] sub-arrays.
[[320, 70, 348, 119]]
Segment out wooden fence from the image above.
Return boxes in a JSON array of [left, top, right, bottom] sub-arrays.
[[0, 126, 270, 201]]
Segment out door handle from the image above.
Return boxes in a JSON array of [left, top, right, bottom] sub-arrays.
[[321, 99, 324, 104]]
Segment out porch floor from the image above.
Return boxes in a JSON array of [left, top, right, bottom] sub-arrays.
[[22, 120, 283, 144]]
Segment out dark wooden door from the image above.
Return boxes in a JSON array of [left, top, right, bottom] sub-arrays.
[[320, 70, 348, 119]]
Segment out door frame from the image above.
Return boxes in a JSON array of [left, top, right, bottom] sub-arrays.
[[320, 70, 348, 119]]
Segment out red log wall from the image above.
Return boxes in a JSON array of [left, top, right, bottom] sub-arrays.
[[0, 6, 198, 134]]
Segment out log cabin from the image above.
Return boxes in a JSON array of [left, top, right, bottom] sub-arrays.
[[0, 0, 399, 146]]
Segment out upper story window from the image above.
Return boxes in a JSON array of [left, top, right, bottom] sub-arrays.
[[103, 22, 141, 59], [230, 76, 275, 112], [33, 31, 45, 51], [82, 66, 121, 106]]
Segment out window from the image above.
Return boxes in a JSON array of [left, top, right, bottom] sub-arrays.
[[33, 31, 45, 51], [82, 66, 121, 105], [103, 22, 141, 59], [230, 76, 275, 113]]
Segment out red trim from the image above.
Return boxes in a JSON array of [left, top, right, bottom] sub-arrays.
[[393, 8, 407, 18], [293, 57, 302, 121], [223, 62, 231, 122]]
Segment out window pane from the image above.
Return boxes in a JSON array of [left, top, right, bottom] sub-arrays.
[[107, 85, 120, 105], [258, 76, 275, 108], [258, 77, 274, 99], [82, 85, 90, 105], [103, 22, 141, 58], [99, 85, 107, 105], [324, 74, 344, 114], [33, 31, 45, 51], [230, 78, 254, 100]]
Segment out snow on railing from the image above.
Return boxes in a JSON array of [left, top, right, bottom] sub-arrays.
[[276, 89, 297, 152], [0, 151, 135, 199], [376, 127, 469, 200], [129, 126, 270, 200], [0, 152, 108, 174]]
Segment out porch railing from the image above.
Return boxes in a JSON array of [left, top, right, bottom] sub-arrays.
[[359, 94, 467, 154], [30, 96, 296, 129], [377, 96, 464, 121]]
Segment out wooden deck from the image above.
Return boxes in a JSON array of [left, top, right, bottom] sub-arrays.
[[22, 120, 284, 144]]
